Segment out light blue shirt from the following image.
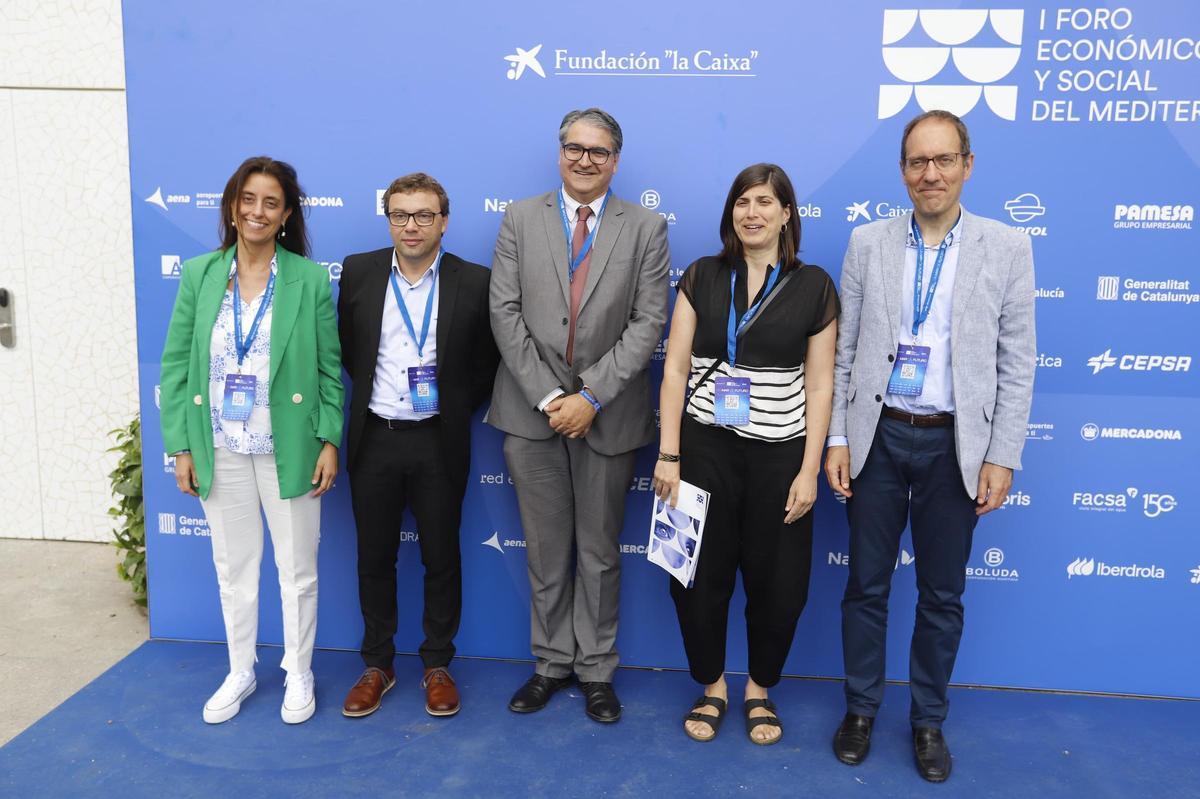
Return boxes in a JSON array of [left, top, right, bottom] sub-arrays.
[[828, 213, 962, 447], [368, 250, 439, 421]]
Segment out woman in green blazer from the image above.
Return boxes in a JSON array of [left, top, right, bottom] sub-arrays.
[[160, 156, 344, 726]]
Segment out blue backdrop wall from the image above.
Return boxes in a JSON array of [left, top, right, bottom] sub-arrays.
[[124, 0, 1200, 698]]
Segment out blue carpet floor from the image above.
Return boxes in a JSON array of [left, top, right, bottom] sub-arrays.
[[1, 640, 1197, 798]]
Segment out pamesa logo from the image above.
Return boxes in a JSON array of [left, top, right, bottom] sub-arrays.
[[879, 9, 1023, 120]]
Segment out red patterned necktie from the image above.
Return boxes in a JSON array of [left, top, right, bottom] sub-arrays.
[[566, 205, 593, 365]]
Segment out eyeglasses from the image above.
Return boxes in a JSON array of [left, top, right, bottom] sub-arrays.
[[562, 143, 613, 165], [902, 152, 969, 174], [386, 211, 443, 227]]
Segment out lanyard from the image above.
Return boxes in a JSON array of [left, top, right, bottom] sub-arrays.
[[389, 249, 442, 360], [558, 188, 610, 281], [910, 216, 950, 339], [726, 262, 782, 366], [232, 263, 275, 369]]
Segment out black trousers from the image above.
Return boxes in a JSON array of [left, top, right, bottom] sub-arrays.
[[350, 415, 463, 670], [671, 416, 813, 688], [841, 416, 979, 728]]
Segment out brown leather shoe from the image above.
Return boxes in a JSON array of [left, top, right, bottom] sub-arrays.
[[342, 666, 395, 717], [422, 667, 460, 717]]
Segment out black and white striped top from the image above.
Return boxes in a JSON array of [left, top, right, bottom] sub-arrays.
[[678, 256, 839, 442]]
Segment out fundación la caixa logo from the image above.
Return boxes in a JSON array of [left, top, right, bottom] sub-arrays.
[[879, 9, 1024, 120]]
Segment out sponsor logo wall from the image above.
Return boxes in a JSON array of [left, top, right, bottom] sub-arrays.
[[124, 1, 1200, 698]]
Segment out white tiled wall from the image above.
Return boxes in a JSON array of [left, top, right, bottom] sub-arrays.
[[0, 2, 136, 541]]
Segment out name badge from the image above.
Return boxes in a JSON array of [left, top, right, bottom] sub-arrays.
[[886, 344, 931, 397], [407, 365, 439, 414], [713, 375, 751, 426], [221, 373, 257, 421]]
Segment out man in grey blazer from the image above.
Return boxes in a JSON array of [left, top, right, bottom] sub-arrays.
[[488, 108, 670, 723], [824, 110, 1035, 782]]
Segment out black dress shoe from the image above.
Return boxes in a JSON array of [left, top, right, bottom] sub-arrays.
[[833, 712, 874, 765], [913, 727, 952, 783], [508, 674, 572, 713], [579, 681, 621, 723]]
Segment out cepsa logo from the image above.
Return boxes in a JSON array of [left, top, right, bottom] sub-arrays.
[[1087, 349, 1192, 375]]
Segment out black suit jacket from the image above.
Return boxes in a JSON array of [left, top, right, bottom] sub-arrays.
[[337, 248, 499, 491]]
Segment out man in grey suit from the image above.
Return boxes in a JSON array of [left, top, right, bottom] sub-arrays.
[[824, 110, 1035, 782], [488, 108, 670, 723]]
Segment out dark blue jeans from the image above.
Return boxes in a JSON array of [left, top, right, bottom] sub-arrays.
[[841, 416, 979, 728]]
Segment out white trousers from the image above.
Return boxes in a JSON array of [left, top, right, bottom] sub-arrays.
[[200, 447, 321, 675]]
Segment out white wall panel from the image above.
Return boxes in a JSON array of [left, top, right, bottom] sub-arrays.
[[0, 1, 125, 89], [0, 90, 46, 539], [12, 89, 136, 542]]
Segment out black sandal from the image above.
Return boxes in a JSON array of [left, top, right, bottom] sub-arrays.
[[744, 698, 783, 746], [683, 696, 728, 742]]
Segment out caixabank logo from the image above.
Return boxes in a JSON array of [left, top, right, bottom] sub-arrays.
[[879, 9, 1024, 120]]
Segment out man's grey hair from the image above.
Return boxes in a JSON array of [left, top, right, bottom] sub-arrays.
[[558, 108, 623, 154]]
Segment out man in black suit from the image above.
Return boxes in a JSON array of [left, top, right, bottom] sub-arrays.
[[337, 172, 498, 718]]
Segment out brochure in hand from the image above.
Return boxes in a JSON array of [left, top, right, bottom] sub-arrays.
[[647, 480, 711, 587]]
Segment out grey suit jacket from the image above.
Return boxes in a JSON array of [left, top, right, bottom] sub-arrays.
[[829, 208, 1036, 498], [487, 190, 670, 456]]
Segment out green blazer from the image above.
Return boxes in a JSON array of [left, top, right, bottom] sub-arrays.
[[160, 245, 345, 500]]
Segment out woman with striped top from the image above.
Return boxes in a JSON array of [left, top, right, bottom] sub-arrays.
[[653, 163, 838, 745]]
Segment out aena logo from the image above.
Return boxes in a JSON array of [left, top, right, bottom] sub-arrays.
[[879, 9, 1024, 120], [504, 44, 546, 80]]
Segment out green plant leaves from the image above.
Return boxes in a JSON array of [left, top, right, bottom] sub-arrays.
[[108, 414, 147, 607]]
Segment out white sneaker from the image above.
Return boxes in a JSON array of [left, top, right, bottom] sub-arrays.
[[281, 671, 316, 724], [203, 670, 256, 724]]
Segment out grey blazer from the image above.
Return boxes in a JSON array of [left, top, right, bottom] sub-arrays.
[[829, 208, 1036, 497], [487, 190, 670, 456]]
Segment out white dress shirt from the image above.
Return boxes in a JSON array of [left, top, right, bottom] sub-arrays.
[[368, 250, 440, 421], [209, 257, 277, 454], [536, 185, 607, 412]]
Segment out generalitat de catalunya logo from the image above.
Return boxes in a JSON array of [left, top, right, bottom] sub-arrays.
[[879, 9, 1023, 120]]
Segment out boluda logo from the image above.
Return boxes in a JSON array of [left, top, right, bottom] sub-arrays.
[[967, 546, 1019, 581], [1113, 204, 1193, 231], [1087, 349, 1192, 375], [640, 188, 678, 225], [504, 44, 546, 80], [879, 9, 1024, 120], [1067, 556, 1165, 581]]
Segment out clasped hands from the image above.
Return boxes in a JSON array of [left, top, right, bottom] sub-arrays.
[[546, 393, 596, 439]]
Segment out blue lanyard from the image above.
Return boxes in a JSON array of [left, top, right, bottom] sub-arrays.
[[389, 249, 442, 359], [232, 263, 275, 369], [726, 262, 782, 366], [558, 188, 610, 281], [910, 216, 950, 338]]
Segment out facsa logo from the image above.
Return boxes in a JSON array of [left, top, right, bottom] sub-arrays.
[[1096, 275, 1120, 301], [1067, 556, 1166, 581], [1072, 487, 1136, 512], [504, 44, 546, 80], [161, 254, 182, 279], [158, 513, 177, 535], [878, 9, 1024, 120], [1087, 349, 1192, 375]]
